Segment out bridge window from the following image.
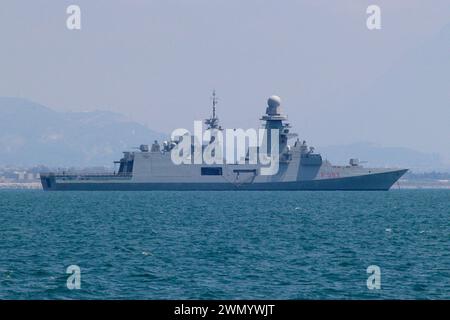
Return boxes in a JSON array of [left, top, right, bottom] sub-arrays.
[[201, 167, 223, 176]]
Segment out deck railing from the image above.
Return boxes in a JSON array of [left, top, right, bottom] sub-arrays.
[[41, 172, 132, 180]]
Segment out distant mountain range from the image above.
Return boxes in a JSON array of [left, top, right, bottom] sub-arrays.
[[0, 97, 448, 171], [0, 97, 165, 167]]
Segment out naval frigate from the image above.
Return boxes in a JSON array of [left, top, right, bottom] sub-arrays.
[[40, 93, 407, 191]]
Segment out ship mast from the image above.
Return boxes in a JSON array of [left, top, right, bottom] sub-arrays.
[[260, 95, 290, 156], [205, 90, 222, 130], [212, 90, 217, 119]]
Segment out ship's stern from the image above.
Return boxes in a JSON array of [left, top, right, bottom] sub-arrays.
[[40, 173, 56, 191]]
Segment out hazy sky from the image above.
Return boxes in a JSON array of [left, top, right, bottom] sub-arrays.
[[1, 1, 449, 159]]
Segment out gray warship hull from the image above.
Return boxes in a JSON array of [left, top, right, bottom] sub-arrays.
[[40, 168, 407, 191], [40, 94, 408, 191]]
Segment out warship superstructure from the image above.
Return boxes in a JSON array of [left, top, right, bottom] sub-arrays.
[[40, 93, 407, 191]]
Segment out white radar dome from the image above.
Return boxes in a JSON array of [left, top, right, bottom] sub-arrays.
[[267, 95, 281, 108]]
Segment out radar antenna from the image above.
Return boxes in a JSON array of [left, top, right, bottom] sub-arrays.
[[211, 89, 218, 119], [205, 89, 221, 130]]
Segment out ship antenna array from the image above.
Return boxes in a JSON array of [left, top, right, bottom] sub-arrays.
[[211, 89, 219, 118]]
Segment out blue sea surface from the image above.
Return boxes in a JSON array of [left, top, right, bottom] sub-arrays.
[[0, 190, 449, 299]]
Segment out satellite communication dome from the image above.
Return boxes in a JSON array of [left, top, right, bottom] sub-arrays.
[[267, 95, 281, 108], [265, 95, 283, 116]]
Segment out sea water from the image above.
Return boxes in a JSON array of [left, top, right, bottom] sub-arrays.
[[0, 190, 448, 299]]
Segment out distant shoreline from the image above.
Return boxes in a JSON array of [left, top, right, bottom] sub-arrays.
[[398, 179, 450, 190], [0, 182, 42, 190]]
